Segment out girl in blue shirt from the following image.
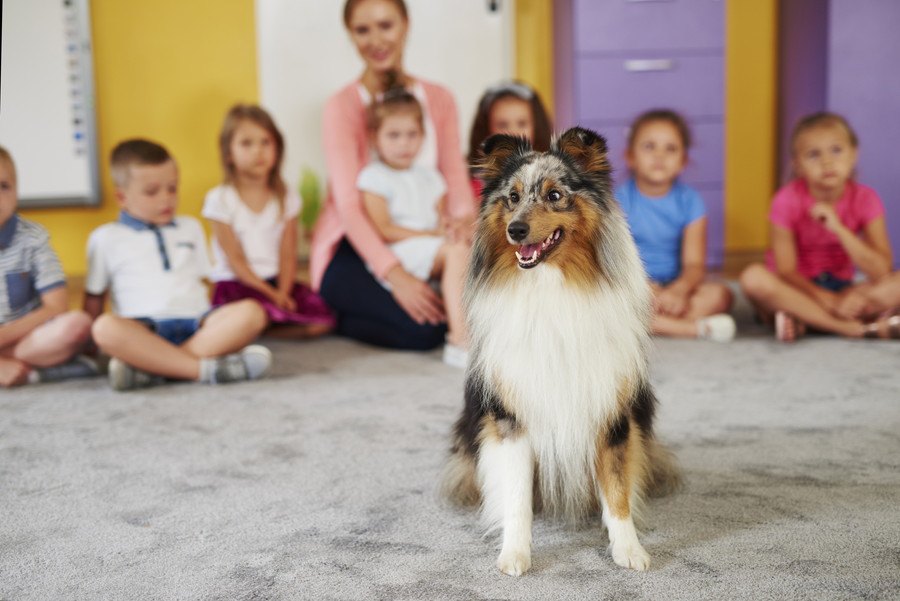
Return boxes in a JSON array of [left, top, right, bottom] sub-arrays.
[[615, 109, 735, 341]]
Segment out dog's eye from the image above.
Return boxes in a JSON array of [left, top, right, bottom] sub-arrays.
[[509, 191, 520, 204], [547, 190, 562, 202]]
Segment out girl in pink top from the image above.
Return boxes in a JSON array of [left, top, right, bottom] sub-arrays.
[[740, 112, 900, 341], [310, 0, 475, 350]]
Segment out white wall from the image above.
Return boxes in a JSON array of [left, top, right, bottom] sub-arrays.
[[256, 0, 514, 192]]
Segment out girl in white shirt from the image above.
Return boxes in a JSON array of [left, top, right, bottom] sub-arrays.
[[203, 104, 334, 337]]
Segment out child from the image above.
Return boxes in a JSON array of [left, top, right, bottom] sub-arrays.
[[85, 139, 273, 391], [202, 104, 334, 338], [358, 89, 470, 367], [740, 112, 900, 341], [467, 80, 552, 199], [615, 109, 736, 342], [0, 146, 95, 387]]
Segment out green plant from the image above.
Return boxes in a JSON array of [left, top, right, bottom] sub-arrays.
[[299, 167, 322, 231]]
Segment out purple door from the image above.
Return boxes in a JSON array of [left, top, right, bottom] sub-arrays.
[[562, 0, 726, 266], [828, 0, 900, 266]]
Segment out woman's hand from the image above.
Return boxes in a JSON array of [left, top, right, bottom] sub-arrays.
[[442, 215, 476, 245], [385, 266, 446, 325], [835, 288, 869, 319]]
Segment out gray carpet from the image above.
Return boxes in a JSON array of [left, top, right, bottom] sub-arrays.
[[2, 304, 900, 600]]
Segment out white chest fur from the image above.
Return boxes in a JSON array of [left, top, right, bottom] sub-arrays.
[[468, 265, 648, 514]]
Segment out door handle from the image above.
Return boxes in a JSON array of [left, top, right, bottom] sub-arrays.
[[624, 59, 675, 72]]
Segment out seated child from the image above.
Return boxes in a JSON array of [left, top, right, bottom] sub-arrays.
[[358, 89, 470, 367], [467, 80, 552, 200], [615, 109, 735, 341], [740, 112, 900, 341], [84, 139, 272, 391], [202, 104, 334, 338], [0, 146, 95, 387]]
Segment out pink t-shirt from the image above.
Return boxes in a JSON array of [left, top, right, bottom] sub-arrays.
[[766, 179, 885, 281]]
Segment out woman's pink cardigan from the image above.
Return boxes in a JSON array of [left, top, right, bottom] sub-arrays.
[[309, 78, 475, 291]]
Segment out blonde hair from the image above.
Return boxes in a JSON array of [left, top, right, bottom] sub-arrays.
[[790, 111, 859, 155], [218, 104, 287, 207], [0, 146, 16, 183], [110, 139, 172, 188]]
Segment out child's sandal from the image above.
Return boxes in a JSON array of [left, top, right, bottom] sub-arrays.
[[863, 309, 900, 340]]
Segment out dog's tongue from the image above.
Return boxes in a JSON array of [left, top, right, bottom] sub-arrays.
[[519, 243, 541, 259]]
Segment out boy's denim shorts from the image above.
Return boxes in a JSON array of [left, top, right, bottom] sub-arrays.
[[135, 317, 203, 346], [811, 272, 853, 292]]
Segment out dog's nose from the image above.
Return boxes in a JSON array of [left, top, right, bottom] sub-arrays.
[[507, 221, 530, 242]]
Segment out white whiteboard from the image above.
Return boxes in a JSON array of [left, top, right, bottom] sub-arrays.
[[0, 0, 99, 207]]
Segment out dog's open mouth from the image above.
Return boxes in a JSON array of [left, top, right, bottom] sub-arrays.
[[515, 228, 563, 269]]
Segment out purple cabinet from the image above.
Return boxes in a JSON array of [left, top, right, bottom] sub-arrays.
[[564, 0, 726, 266]]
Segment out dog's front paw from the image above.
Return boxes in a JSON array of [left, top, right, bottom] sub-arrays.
[[496, 548, 531, 576], [611, 542, 650, 571]]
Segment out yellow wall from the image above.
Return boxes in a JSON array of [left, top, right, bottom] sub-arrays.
[[20, 0, 259, 276], [514, 0, 555, 115], [725, 0, 779, 251]]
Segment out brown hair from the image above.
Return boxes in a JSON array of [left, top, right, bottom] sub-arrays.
[[366, 87, 424, 134], [218, 104, 287, 204], [0, 146, 16, 183], [626, 109, 692, 154], [110, 139, 172, 188], [790, 111, 859, 154], [467, 80, 553, 167], [343, 0, 408, 27]]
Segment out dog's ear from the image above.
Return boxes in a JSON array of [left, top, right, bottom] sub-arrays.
[[554, 127, 610, 178], [478, 134, 532, 183]]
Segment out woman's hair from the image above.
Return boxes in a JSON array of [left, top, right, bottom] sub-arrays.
[[0, 146, 16, 182], [626, 109, 692, 153], [790, 111, 859, 154], [366, 86, 424, 134], [218, 104, 287, 203], [343, 0, 408, 27], [467, 80, 553, 166]]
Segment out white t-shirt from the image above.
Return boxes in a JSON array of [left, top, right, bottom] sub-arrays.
[[357, 161, 446, 232], [85, 215, 211, 319], [201, 184, 302, 282]]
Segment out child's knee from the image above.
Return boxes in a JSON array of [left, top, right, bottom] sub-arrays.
[[60, 311, 93, 345], [236, 300, 269, 332], [739, 264, 773, 298], [91, 314, 123, 349]]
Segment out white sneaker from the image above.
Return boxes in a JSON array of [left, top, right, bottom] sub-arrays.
[[442, 343, 469, 369], [697, 314, 737, 343], [209, 344, 273, 384]]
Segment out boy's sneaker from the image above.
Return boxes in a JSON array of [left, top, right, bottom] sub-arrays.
[[108, 358, 165, 391], [27, 355, 100, 384], [208, 344, 272, 384]]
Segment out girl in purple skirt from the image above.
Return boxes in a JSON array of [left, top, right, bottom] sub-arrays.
[[202, 104, 335, 338]]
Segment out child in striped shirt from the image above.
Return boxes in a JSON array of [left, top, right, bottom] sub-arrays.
[[0, 146, 96, 387]]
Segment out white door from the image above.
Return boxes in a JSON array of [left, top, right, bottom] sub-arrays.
[[256, 0, 514, 191]]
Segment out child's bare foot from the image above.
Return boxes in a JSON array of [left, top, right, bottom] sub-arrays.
[[775, 311, 806, 342]]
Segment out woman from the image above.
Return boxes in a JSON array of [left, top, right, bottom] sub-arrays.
[[310, 0, 475, 350]]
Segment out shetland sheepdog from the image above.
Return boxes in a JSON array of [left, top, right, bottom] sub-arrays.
[[442, 127, 680, 576]]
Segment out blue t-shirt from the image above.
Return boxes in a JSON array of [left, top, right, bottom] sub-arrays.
[[614, 179, 706, 283]]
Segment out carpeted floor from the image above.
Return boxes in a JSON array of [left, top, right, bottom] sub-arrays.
[[2, 304, 899, 600]]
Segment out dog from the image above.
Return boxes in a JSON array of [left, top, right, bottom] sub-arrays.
[[442, 127, 680, 576]]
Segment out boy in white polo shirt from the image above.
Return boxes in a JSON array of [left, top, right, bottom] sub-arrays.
[[84, 139, 272, 391]]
